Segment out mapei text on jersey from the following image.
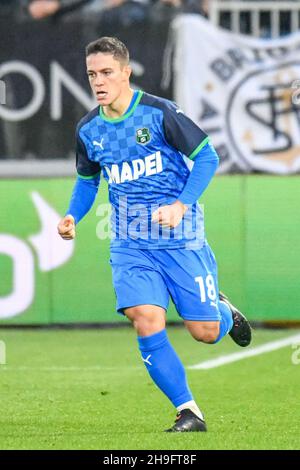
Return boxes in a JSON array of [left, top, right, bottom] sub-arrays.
[[103, 151, 163, 184]]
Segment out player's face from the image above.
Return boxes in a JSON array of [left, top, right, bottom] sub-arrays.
[[86, 53, 131, 105]]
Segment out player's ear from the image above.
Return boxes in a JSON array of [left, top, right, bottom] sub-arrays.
[[123, 65, 132, 81]]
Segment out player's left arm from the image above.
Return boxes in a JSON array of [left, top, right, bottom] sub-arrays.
[[152, 103, 219, 228], [152, 143, 219, 228]]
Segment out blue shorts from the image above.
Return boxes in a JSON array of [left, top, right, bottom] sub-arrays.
[[110, 242, 221, 321]]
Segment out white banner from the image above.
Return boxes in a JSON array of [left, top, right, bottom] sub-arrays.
[[173, 15, 300, 174]]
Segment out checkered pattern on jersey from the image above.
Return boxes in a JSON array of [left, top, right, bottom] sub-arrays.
[[80, 105, 161, 163]]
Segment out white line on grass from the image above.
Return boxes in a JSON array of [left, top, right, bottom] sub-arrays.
[[188, 333, 300, 370], [0, 365, 141, 372]]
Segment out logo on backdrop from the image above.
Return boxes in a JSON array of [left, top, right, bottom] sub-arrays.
[[227, 63, 300, 174], [0, 193, 74, 319], [174, 15, 300, 174]]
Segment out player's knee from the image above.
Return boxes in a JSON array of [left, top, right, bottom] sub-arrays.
[[190, 331, 218, 344], [124, 306, 166, 336], [197, 330, 219, 344], [186, 322, 220, 344]]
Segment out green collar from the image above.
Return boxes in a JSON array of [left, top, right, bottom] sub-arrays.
[[99, 90, 143, 123]]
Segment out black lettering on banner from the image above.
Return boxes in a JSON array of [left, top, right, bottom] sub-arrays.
[[210, 58, 235, 81]]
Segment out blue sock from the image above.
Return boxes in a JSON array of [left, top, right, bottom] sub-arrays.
[[214, 300, 234, 343], [138, 329, 193, 407]]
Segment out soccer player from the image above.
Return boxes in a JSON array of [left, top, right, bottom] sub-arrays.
[[57, 37, 251, 432]]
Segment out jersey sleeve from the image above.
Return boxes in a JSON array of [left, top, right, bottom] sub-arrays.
[[76, 125, 101, 179], [162, 101, 209, 160]]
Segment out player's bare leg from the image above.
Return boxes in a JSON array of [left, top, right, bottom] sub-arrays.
[[184, 295, 251, 348], [184, 320, 220, 344], [124, 305, 166, 336]]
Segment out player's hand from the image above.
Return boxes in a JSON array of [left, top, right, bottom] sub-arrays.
[[28, 0, 60, 19], [151, 200, 188, 229], [57, 215, 76, 240]]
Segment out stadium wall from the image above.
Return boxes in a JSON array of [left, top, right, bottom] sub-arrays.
[[0, 176, 299, 325]]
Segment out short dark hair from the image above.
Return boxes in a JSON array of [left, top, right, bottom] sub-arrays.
[[85, 37, 129, 64]]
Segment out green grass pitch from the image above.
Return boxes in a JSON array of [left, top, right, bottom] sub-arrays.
[[0, 327, 299, 450]]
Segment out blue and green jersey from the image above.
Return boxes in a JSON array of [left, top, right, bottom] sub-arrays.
[[71, 90, 215, 249]]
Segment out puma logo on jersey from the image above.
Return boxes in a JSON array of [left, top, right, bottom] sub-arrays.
[[93, 138, 104, 150], [104, 151, 163, 184]]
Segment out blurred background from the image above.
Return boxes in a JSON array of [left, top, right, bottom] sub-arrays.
[[0, 0, 300, 326]]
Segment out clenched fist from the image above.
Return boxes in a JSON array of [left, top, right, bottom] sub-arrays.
[[151, 200, 188, 229], [57, 214, 76, 240]]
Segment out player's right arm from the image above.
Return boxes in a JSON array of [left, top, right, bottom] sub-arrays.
[[57, 125, 101, 240]]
